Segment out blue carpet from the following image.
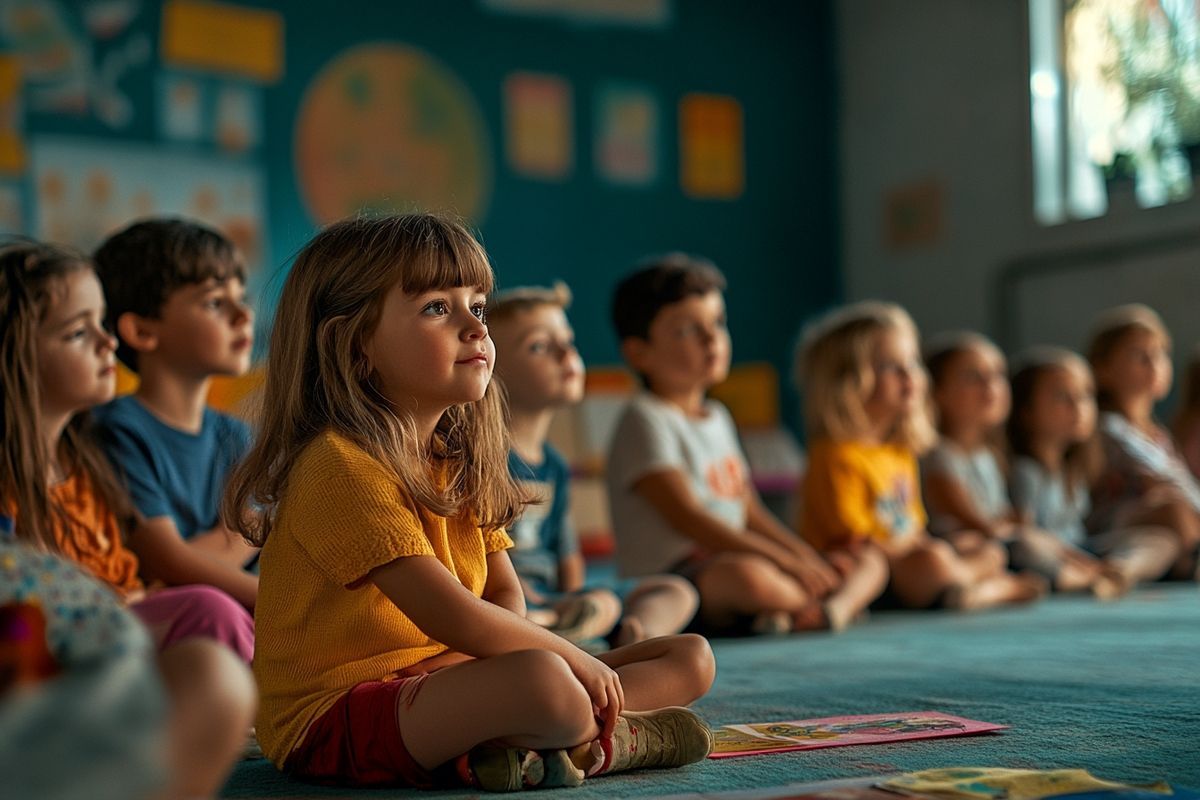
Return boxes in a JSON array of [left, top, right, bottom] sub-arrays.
[[222, 584, 1199, 798]]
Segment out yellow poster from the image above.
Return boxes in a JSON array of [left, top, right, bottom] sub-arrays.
[[505, 72, 573, 180], [679, 93, 743, 199], [161, 0, 284, 82]]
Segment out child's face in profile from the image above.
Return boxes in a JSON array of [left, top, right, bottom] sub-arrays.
[[491, 304, 584, 411], [627, 290, 731, 398], [1096, 327, 1173, 404], [150, 276, 254, 378], [37, 269, 118, 418], [1028, 361, 1096, 447], [864, 326, 923, 428], [934, 344, 1010, 434]]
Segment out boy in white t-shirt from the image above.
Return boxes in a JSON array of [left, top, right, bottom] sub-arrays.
[[606, 255, 887, 634]]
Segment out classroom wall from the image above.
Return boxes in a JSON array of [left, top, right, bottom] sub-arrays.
[[836, 0, 1200, 362], [1, 0, 839, 430]]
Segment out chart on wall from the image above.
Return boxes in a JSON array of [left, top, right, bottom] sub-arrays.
[[294, 43, 492, 225], [30, 136, 266, 272]]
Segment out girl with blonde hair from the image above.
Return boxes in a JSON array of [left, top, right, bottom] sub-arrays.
[[796, 301, 1044, 610]]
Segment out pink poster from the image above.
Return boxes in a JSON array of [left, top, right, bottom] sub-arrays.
[[710, 711, 1006, 759]]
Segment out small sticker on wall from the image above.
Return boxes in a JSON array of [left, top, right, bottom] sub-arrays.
[[679, 93, 743, 199], [594, 83, 658, 186], [159, 74, 205, 142], [884, 179, 943, 250], [214, 83, 261, 153], [504, 72, 573, 180]]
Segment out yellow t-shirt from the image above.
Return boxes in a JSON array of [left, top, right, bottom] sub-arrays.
[[798, 439, 927, 552], [253, 430, 513, 766]]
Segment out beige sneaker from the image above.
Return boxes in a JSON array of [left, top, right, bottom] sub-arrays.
[[463, 745, 584, 792], [598, 707, 714, 775]]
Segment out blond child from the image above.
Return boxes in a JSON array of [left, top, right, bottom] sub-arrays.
[[0, 240, 255, 798], [92, 219, 258, 610], [1087, 304, 1200, 577], [797, 302, 1044, 610], [1007, 347, 1178, 590], [606, 255, 885, 635], [489, 283, 699, 646], [223, 215, 714, 791], [923, 332, 1116, 595]]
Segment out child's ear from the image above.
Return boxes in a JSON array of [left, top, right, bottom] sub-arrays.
[[116, 312, 159, 354], [621, 337, 650, 373]]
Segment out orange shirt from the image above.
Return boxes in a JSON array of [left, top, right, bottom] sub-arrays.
[[799, 439, 927, 552], [4, 472, 142, 596]]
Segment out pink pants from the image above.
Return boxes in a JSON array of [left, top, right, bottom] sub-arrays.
[[130, 585, 254, 663]]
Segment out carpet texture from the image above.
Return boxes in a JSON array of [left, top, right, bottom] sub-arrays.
[[223, 584, 1199, 798]]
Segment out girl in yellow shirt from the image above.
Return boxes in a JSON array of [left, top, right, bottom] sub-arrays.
[[224, 214, 715, 791]]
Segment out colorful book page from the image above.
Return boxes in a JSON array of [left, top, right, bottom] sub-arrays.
[[881, 768, 1171, 800], [710, 712, 1006, 759]]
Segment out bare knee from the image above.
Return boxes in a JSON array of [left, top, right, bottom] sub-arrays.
[[501, 650, 594, 740], [161, 638, 256, 729], [659, 633, 715, 702], [626, 575, 700, 616], [159, 639, 256, 796], [698, 554, 806, 611]]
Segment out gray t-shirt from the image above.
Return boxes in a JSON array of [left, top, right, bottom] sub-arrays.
[[1009, 456, 1088, 546], [922, 442, 1010, 536], [606, 392, 749, 577]]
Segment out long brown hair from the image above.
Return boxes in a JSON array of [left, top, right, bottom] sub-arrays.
[[1086, 303, 1170, 412], [223, 214, 527, 546], [923, 330, 1009, 469], [1007, 347, 1102, 497], [0, 240, 134, 549]]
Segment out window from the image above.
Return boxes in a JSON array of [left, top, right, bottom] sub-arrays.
[[1030, 0, 1200, 224]]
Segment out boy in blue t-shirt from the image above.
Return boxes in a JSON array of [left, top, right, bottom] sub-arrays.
[[490, 283, 698, 645], [92, 218, 257, 610]]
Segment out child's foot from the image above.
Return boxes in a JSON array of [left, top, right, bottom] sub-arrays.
[[594, 707, 714, 776], [242, 727, 263, 760], [612, 617, 646, 648], [1090, 565, 1131, 601], [750, 610, 792, 635], [551, 591, 621, 643], [462, 745, 584, 791], [944, 572, 1047, 610]]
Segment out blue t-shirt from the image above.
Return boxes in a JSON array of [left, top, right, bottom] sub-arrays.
[[92, 396, 251, 541], [507, 444, 578, 593]]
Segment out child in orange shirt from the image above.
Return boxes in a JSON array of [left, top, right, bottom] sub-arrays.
[[224, 215, 714, 791], [0, 240, 254, 798]]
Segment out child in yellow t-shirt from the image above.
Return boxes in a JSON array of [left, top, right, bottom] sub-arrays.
[[224, 215, 715, 792], [796, 301, 1045, 610]]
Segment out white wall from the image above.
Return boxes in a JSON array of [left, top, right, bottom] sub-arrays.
[[837, 0, 1200, 357]]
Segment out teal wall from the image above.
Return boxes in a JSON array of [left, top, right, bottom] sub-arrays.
[[11, 0, 839, 430]]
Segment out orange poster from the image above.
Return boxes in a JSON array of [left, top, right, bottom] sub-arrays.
[[679, 93, 744, 199]]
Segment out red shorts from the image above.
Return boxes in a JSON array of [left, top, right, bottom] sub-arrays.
[[285, 676, 435, 788]]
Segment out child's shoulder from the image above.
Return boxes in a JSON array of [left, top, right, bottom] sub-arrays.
[[90, 394, 143, 428], [295, 429, 391, 482]]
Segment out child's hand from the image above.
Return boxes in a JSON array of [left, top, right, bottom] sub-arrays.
[[780, 553, 840, 598], [567, 650, 624, 738]]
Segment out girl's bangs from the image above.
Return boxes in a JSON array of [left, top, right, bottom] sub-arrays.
[[399, 232, 494, 296]]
